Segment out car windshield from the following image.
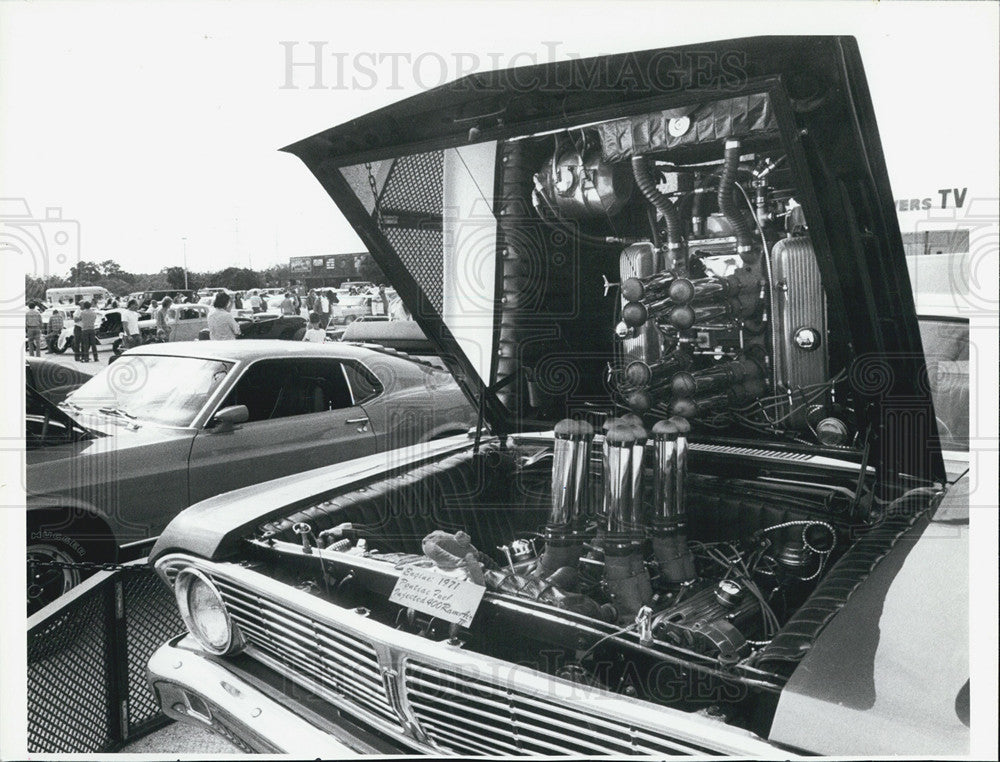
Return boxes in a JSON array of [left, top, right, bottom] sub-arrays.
[[918, 316, 969, 452], [66, 355, 233, 427]]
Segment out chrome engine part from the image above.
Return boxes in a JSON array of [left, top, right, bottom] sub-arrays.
[[534, 142, 634, 219], [770, 235, 829, 422]]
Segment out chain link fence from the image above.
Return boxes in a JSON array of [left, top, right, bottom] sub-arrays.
[[27, 560, 184, 753]]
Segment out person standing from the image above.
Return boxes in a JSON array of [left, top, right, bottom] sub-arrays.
[[25, 302, 43, 357], [317, 289, 332, 328], [207, 292, 241, 340], [302, 313, 326, 343], [279, 292, 297, 316], [233, 291, 243, 310], [71, 304, 84, 361], [155, 297, 173, 341], [249, 290, 262, 313], [46, 308, 65, 353], [122, 300, 142, 349], [77, 301, 100, 362]]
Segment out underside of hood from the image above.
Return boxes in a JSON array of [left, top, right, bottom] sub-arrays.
[[283, 36, 945, 487]]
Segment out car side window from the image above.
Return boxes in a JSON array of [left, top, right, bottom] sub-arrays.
[[342, 361, 382, 404], [219, 358, 355, 423]]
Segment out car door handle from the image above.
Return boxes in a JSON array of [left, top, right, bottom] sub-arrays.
[[345, 417, 368, 424]]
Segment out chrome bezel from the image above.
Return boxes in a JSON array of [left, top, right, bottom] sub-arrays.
[[174, 567, 243, 655]]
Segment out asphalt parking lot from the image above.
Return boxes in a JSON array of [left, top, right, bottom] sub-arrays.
[[122, 721, 236, 753], [33, 344, 111, 375]]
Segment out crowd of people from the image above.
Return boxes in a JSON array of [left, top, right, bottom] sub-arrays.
[[26, 282, 402, 357]]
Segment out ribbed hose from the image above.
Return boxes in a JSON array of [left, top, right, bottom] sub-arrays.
[[631, 156, 686, 272], [690, 171, 706, 237], [718, 140, 755, 258]]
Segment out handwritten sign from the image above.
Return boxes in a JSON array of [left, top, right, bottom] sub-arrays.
[[389, 565, 485, 628]]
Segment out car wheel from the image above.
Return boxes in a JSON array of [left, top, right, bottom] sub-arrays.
[[27, 537, 83, 616], [111, 338, 124, 356], [51, 336, 70, 354]]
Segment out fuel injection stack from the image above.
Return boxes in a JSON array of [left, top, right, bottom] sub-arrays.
[[530, 414, 699, 624]]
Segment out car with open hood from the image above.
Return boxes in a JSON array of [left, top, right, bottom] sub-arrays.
[[146, 37, 969, 756]]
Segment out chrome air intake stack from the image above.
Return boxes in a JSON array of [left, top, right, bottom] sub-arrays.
[[537, 419, 594, 575], [602, 419, 653, 622], [670, 415, 697, 581], [650, 419, 696, 584]]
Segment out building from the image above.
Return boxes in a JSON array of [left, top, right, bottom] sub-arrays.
[[288, 252, 376, 289]]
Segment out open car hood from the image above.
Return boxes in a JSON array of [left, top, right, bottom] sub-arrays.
[[284, 36, 945, 486], [27, 384, 96, 440]]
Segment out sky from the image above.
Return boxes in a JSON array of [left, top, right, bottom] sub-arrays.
[[1, 0, 997, 281]]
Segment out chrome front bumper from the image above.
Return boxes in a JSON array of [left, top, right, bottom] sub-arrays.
[[148, 636, 387, 755]]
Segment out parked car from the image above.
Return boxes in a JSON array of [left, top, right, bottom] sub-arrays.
[[325, 313, 389, 341], [195, 312, 308, 341], [49, 307, 155, 355], [25, 340, 475, 613], [335, 317, 440, 356], [146, 38, 970, 756], [25, 358, 92, 405], [127, 289, 198, 310], [330, 294, 373, 325]]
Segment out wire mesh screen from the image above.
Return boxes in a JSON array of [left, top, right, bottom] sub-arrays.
[[27, 564, 185, 753], [27, 581, 113, 753], [379, 150, 444, 216], [383, 227, 445, 314], [123, 567, 184, 735], [377, 150, 445, 315]]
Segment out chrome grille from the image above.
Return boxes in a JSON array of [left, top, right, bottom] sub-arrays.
[[692, 443, 812, 461], [404, 661, 712, 756], [212, 577, 401, 730]]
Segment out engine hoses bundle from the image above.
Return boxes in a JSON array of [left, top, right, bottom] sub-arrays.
[[631, 155, 687, 272], [718, 139, 756, 261]]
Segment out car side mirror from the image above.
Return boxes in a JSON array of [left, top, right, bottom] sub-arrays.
[[210, 404, 249, 432]]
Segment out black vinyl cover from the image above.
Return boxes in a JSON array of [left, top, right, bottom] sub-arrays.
[[597, 93, 778, 162]]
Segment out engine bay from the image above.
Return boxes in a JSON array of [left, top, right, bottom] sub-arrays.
[[241, 429, 897, 736]]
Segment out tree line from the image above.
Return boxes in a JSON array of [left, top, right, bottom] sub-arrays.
[[25, 260, 299, 302]]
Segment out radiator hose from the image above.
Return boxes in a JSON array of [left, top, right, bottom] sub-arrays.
[[631, 156, 686, 273], [718, 139, 756, 262]]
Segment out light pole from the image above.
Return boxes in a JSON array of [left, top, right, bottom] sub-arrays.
[[182, 237, 189, 290]]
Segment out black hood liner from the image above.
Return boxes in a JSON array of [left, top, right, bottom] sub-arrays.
[[596, 92, 778, 162], [282, 36, 945, 486]]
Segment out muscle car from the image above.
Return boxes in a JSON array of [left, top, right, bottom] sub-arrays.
[[146, 37, 971, 756], [26, 340, 475, 613]]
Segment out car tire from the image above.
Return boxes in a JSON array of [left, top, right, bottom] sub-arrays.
[[26, 531, 85, 616], [111, 338, 124, 356], [51, 336, 71, 355]]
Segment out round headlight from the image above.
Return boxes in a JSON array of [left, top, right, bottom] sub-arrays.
[[175, 568, 241, 655]]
